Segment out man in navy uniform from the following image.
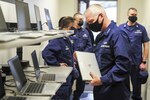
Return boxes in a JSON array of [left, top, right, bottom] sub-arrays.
[[85, 4, 132, 100], [119, 8, 149, 100], [71, 13, 93, 100]]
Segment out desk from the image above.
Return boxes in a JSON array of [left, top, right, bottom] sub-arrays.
[[4, 71, 59, 99], [0, 33, 71, 49], [0, 32, 74, 99]]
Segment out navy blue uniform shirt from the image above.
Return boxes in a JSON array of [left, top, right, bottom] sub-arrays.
[[93, 21, 132, 100], [70, 28, 92, 52], [42, 36, 75, 100], [95, 21, 132, 85], [119, 22, 149, 65], [42, 37, 74, 67]]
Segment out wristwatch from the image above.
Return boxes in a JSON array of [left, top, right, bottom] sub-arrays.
[[142, 61, 147, 64]]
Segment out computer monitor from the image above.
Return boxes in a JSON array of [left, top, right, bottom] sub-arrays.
[[34, 5, 42, 30], [15, 1, 31, 31], [0, 5, 8, 32], [44, 8, 53, 30]]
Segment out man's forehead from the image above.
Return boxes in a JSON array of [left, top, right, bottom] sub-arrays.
[[75, 14, 83, 19], [129, 9, 137, 14], [86, 12, 96, 23]]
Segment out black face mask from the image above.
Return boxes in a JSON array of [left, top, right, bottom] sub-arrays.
[[128, 16, 137, 23], [78, 20, 83, 26], [88, 16, 104, 32]]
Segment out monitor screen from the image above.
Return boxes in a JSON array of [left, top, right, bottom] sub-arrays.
[[34, 5, 42, 30], [15, 1, 31, 31], [44, 8, 53, 30], [8, 56, 27, 92], [0, 5, 8, 32]]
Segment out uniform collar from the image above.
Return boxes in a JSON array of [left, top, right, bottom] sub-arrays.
[[124, 22, 139, 28], [76, 27, 84, 31], [123, 22, 139, 31], [94, 21, 116, 45], [102, 20, 116, 36]]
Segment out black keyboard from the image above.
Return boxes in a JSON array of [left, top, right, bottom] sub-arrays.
[[41, 74, 55, 81], [6, 96, 26, 100], [25, 83, 44, 93]]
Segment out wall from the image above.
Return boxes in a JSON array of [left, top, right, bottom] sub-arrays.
[[142, 0, 150, 99], [117, 0, 144, 25], [24, 0, 78, 30], [24, 0, 59, 30], [58, 0, 78, 20]]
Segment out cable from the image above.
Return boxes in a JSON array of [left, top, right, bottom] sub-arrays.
[[5, 78, 14, 82], [5, 82, 16, 87], [5, 89, 16, 96], [27, 78, 36, 82], [5, 78, 16, 87]]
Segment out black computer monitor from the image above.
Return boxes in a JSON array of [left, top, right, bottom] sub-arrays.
[[34, 5, 42, 30], [0, 5, 8, 32], [44, 8, 53, 30], [15, 1, 31, 31]]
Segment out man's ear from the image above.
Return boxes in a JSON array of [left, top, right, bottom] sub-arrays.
[[99, 13, 103, 18]]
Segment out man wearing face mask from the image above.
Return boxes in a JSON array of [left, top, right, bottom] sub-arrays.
[[71, 13, 93, 100], [119, 8, 149, 100], [85, 4, 132, 100]]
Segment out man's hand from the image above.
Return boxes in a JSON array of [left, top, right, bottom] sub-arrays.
[[73, 51, 77, 61], [60, 63, 68, 67], [90, 72, 102, 86], [140, 63, 147, 70]]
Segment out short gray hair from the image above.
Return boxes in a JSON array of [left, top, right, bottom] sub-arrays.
[[85, 4, 105, 16]]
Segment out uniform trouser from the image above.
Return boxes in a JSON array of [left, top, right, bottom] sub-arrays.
[[93, 82, 130, 100], [52, 75, 72, 100], [131, 65, 142, 100], [124, 75, 131, 93], [73, 67, 85, 100]]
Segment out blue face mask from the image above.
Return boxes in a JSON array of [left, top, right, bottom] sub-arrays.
[[88, 15, 104, 32]]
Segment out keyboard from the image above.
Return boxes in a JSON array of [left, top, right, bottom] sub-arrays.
[[41, 74, 55, 81], [25, 83, 44, 93], [6, 96, 26, 100]]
